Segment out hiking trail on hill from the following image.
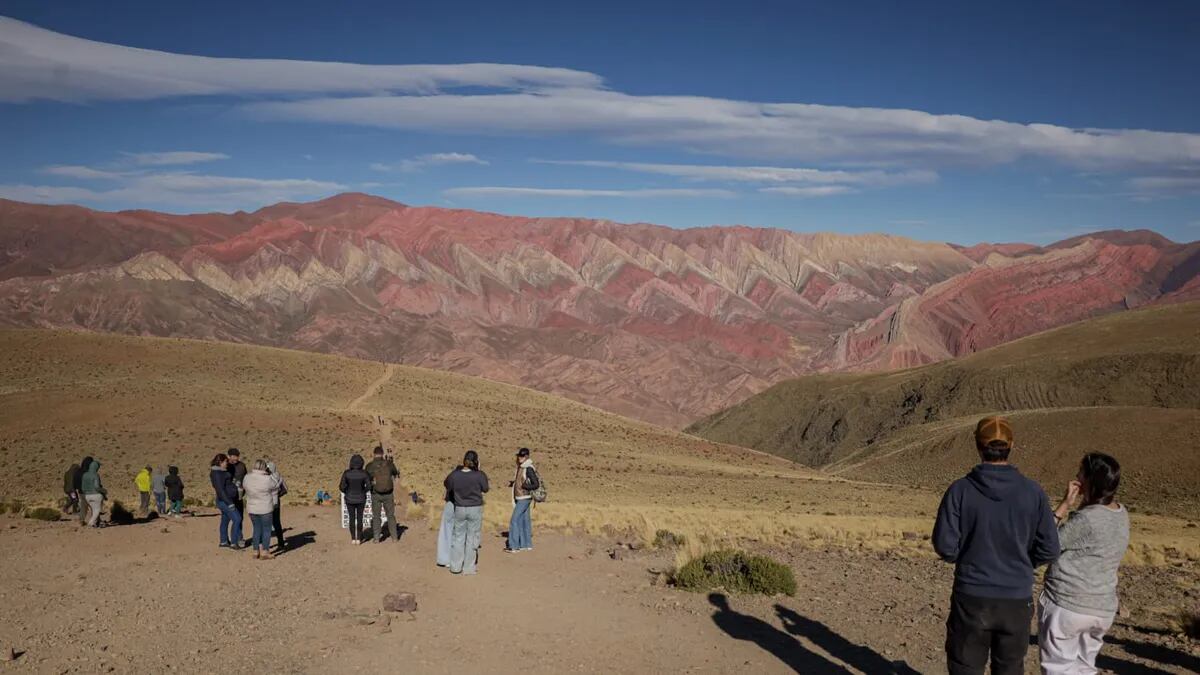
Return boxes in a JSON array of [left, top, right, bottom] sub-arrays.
[[347, 363, 396, 411]]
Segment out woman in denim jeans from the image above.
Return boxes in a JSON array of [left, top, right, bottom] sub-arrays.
[[243, 459, 281, 560], [210, 454, 244, 551]]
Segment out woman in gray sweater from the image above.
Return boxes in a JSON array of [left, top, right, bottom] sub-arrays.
[[1038, 452, 1129, 675]]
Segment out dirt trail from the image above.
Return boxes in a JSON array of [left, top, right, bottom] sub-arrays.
[[1, 509, 1194, 674], [347, 363, 396, 412]]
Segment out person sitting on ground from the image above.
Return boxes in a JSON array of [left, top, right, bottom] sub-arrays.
[[507, 447, 536, 552], [62, 461, 80, 515], [339, 454, 372, 545], [266, 460, 287, 552], [444, 450, 489, 575], [210, 453, 244, 551], [1038, 453, 1129, 675], [81, 459, 107, 528], [74, 456, 93, 526], [315, 489, 332, 506], [151, 466, 167, 515], [135, 465, 152, 517], [933, 416, 1060, 675], [243, 459, 281, 560], [164, 466, 184, 517], [436, 463, 458, 567], [365, 445, 401, 544]]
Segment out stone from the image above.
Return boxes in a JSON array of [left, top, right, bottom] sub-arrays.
[[609, 548, 623, 561], [383, 592, 418, 613]]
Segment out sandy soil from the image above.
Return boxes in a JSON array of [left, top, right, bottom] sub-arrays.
[[1, 508, 1196, 674]]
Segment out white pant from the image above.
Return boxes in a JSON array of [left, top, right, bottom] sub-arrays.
[[1038, 593, 1113, 675], [85, 494, 104, 527]]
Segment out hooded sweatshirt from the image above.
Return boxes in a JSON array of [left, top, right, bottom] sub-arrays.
[[164, 466, 184, 501], [151, 469, 166, 495], [243, 469, 281, 516], [211, 466, 239, 505], [73, 456, 94, 492], [933, 463, 1061, 599], [339, 455, 371, 506], [81, 461, 105, 496], [135, 468, 151, 493]]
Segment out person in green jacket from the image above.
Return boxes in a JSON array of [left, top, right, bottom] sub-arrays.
[[81, 460, 107, 527]]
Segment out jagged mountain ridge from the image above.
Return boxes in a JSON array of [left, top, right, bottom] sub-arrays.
[[1, 193, 1196, 427]]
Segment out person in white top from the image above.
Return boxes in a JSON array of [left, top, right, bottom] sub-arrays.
[[242, 459, 281, 560]]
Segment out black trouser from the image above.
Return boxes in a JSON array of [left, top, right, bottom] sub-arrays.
[[347, 503, 365, 541], [946, 591, 1033, 675], [272, 503, 283, 548], [371, 492, 398, 541]]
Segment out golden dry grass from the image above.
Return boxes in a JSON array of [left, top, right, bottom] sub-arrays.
[[0, 328, 1194, 566]]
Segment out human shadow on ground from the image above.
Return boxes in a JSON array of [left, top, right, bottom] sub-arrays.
[[708, 593, 849, 673], [374, 525, 409, 543], [776, 605, 920, 674], [277, 530, 316, 554], [1101, 636, 1200, 674]]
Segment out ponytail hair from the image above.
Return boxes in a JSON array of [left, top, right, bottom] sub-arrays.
[[462, 450, 479, 471], [1080, 452, 1121, 506]]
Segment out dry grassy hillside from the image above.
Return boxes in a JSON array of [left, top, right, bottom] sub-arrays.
[[0, 328, 934, 550], [688, 301, 1200, 519]]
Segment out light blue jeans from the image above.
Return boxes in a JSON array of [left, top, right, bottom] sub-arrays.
[[508, 498, 532, 550], [436, 501, 454, 566], [449, 505, 483, 575], [217, 501, 242, 546]]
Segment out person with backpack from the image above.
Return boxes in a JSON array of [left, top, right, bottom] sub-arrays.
[[81, 459, 107, 527], [339, 454, 372, 545], [164, 465, 184, 517], [444, 450, 489, 575], [74, 456, 93, 525], [211, 453, 244, 551], [135, 465, 152, 516], [266, 460, 287, 551], [151, 467, 167, 515], [365, 446, 401, 544], [507, 447, 538, 552], [62, 461, 80, 515], [1038, 453, 1130, 674], [933, 416, 1061, 675], [243, 459, 281, 560]]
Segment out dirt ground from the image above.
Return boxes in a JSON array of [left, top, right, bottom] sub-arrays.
[[1, 508, 1196, 674]]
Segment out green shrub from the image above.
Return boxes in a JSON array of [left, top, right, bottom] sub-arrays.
[[183, 497, 203, 507], [24, 507, 62, 521], [672, 549, 796, 596], [110, 500, 135, 525], [654, 529, 687, 548], [0, 500, 25, 515]]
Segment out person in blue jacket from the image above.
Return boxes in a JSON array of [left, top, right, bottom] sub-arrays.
[[210, 453, 244, 551], [933, 416, 1060, 675]]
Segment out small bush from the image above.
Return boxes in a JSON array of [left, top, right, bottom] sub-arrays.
[[654, 529, 687, 548], [24, 507, 62, 521], [183, 497, 203, 507], [110, 500, 135, 525], [0, 500, 25, 515], [672, 549, 796, 596]]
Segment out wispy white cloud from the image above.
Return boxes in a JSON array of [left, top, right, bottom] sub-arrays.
[[1, 173, 344, 210], [122, 151, 230, 166], [39, 165, 126, 180], [1127, 175, 1200, 195], [0, 17, 600, 103], [442, 186, 735, 199], [758, 186, 855, 198], [533, 160, 935, 186], [372, 152, 488, 172]]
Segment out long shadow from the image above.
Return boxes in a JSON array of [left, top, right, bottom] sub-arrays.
[[1095, 653, 1173, 674], [277, 530, 316, 554], [1106, 636, 1200, 673], [708, 593, 849, 673], [775, 605, 919, 674]]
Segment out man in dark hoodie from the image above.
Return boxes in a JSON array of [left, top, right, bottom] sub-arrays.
[[933, 416, 1061, 675], [339, 454, 371, 545], [74, 456, 93, 525], [227, 448, 247, 544]]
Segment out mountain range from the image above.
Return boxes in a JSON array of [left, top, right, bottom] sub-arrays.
[[2, 193, 1198, 427]]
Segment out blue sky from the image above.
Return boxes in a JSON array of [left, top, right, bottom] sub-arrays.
[[1, 1, 1198, 244]]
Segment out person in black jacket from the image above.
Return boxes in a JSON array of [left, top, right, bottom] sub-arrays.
[[74, 456, 93, 525], [210, 453, 244, 551], [227, 448, 247, 544], [444, 450, 489, 575], [63, 462, 80, 514], [339, 454, 371, 545], [164, 465, 184, 517], [933, 416, 1060, 675]]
